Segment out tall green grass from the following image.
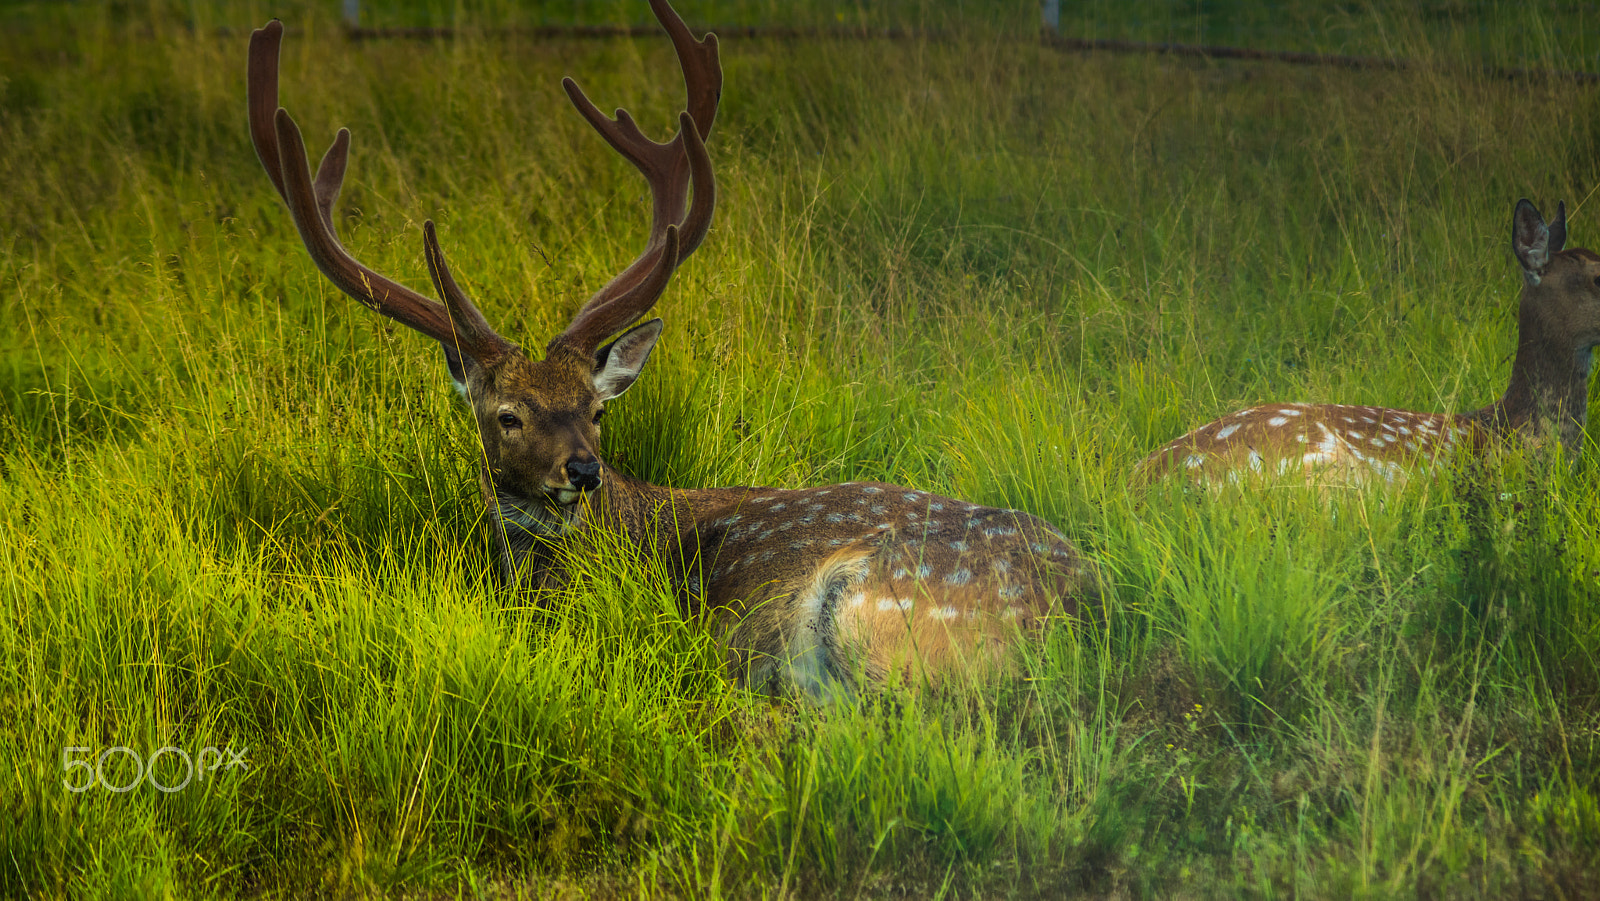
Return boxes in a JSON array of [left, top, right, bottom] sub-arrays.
[[3, 0, 1599, 897]]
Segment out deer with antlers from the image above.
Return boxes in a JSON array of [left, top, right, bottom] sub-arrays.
[[1136, 200, 1600, 487], [247, 0, 1093, 696]]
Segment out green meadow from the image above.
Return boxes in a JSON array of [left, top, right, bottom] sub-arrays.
[[3, 0, 1598, 896]]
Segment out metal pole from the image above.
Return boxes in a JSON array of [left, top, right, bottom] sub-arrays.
[[1042, 0, 1060, 33], [343, 0, 360, 27]]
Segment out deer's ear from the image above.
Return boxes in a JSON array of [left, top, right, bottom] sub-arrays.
[[592, 318, 664, 401], [1513, 199, 1556, 282], [440, 341, 474, 400]]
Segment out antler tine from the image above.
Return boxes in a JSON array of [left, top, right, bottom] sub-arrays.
[[423, 220, 503, 344], [649, 0, 721, 138], [551, 112, 712, 353], [247, 21, 513, 367], [552, 0, 721, 355], [247, 22, 288, 200]]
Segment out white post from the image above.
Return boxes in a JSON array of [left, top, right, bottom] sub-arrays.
[[1041, 0, 1059, 32], [343, 0, 360, 27]]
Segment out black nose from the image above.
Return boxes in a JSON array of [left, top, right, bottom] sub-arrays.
[[566, 459, 602, 492]]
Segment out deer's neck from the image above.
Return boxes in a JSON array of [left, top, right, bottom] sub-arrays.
[[1464, 298, 1594, 453], [492, 467, 712, 608]]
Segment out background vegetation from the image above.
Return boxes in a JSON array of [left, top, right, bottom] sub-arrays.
[[2, 0, 1597, 897]]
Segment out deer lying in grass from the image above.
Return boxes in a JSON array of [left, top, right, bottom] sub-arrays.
[[1137, 200, 1600, 487], [247, 0, 1093, 696]]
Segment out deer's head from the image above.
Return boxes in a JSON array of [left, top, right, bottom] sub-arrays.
[[449, 318, 666, 533], [246, 2, 720, 533], [1512, 199, 1600, 373]]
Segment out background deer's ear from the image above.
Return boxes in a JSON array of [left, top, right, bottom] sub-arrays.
[[1513, 198, 1555, 282], [1548, 200, 1568, 255], [592, 318, 664, 401]]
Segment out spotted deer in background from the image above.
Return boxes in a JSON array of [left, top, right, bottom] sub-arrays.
[[247, 0, 1093, 697], [1136, 200, 1600, 487]]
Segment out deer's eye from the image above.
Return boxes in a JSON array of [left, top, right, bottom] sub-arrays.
[[498, 412, 522, 430], [592, 409, 606, 425]]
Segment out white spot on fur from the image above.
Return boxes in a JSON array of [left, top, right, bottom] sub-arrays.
[[1217, 424, 1241, 439], [929, 606, 960, 621], [945, 569, 972, 586], [1279, 408, 1303, 416], [1185, 454, 1205, 469], [1248, 450, 1263, 471], [877, 598, 913, 612], [1268, 416, 1288, 426], [1315, 423, 1339, 453], [950, 540, 969, 552]]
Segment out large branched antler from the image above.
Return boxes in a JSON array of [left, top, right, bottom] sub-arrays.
[[247, 20, 515, 367], [550, 0, 722, 356]]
